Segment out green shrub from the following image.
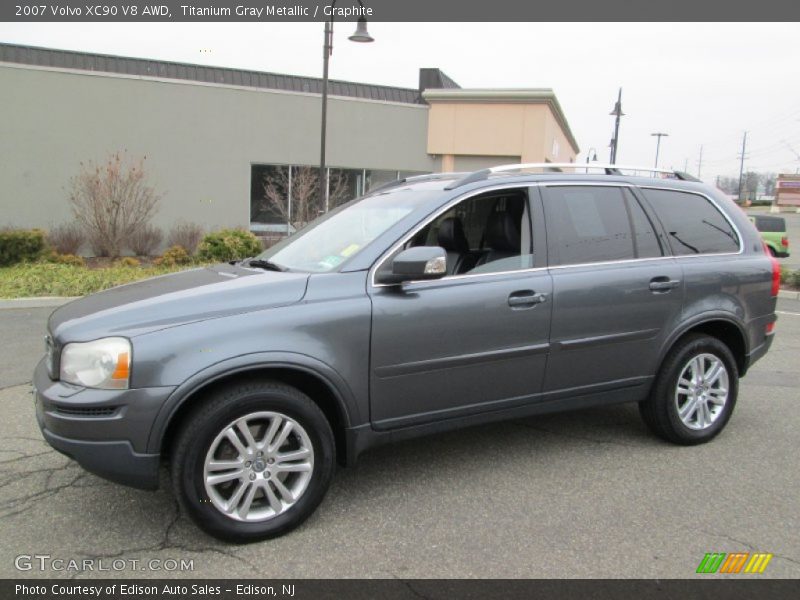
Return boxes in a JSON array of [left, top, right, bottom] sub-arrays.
[[0, 263, 189, 297], [0, 228, 48, 266], [788, 269, 800, 289], [154, 245, 191, 266], [115, 257, 140, 267], [780, 267, 791, 285], [197, 229, 262, 262], [45, 252, 85, 267]]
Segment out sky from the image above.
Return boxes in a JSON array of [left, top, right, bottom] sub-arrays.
[[2, 21, 799, 184]]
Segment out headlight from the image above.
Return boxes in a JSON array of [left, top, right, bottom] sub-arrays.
[[59, 337, 131, 390]]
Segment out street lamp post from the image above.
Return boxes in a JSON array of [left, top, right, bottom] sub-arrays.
[[609, 88, 624, 164], [585, 147, 598, 173], [651, 132, 669, 169], [319, 3, 373, 211]]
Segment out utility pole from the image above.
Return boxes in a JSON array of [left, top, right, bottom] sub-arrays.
[[609, 88, 624, 164], [737, 131, 748, 203], [684, 158, 689, 172], [784, 141, 800, 174], [651, 132, 669, 168], [697, 145, 703, 179]]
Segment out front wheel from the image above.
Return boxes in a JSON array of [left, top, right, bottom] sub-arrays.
[[640, 334, 738, 445], [171, 380, 335, 543]]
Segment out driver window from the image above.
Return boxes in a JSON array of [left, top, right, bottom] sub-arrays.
[[408, 188, 533, 276]]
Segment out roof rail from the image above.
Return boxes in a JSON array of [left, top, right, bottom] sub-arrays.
[[444, 162, 701, 190], [368, 172, 464, 194]]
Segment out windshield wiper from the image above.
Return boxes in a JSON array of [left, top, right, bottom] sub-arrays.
[[240, 258, 287, 272]]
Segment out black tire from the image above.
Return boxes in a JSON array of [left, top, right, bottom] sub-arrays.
[[768, 246, 777, 257], [639, 334, 739, 445], [171, 379, 335, 543]]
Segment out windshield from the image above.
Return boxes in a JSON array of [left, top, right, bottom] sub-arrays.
[[255, 190, 431, 272]]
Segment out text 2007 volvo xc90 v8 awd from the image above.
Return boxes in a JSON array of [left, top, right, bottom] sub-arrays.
[[34, 163, 779, 542]]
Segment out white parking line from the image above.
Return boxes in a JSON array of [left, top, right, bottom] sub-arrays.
[[776, 311, 800, 316]]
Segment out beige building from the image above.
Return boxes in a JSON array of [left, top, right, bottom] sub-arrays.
[[425, 89, 579, 172]]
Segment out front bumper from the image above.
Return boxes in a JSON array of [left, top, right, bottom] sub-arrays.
[[33, 359, 175, 490]]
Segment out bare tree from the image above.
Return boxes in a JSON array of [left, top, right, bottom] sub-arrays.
[[261, 166, 318, 230], [761, 172, 777, 197], [717, 172, 777, 199], [167, 221, 205, 255], [327, 169, 353, 210], [68, 152, 160, 257], [261, 167, 352, 230]]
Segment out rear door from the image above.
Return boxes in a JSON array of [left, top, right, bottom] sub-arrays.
[[541, 183, 684, 395]]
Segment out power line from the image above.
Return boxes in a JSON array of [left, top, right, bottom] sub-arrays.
[[698, 107, 800, 148]]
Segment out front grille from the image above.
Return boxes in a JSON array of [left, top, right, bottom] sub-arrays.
[[54, 406, 118, 417]]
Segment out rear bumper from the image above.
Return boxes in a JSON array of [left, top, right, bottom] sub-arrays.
[[744, 334, 774, 374], [33, 359, 173, 490], [774, 250, 790, 258]]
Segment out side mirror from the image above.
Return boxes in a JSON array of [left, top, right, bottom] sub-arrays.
[[375, 246, 448, 285]]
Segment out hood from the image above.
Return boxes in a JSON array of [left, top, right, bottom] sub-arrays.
[[49, 264, 310, 342]]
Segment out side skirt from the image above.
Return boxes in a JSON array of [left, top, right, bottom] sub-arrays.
[[344, 379, 651, 466]]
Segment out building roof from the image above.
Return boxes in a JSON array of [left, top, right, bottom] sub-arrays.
[[0, 42, 429, 105]]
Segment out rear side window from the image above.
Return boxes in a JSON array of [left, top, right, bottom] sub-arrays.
[[641, 189, 740, 255], [544, 186, 662, 266]]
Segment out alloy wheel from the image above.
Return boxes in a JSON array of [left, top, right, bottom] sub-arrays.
[[203, 411, 314, 522], [674, 353, 729, 430]]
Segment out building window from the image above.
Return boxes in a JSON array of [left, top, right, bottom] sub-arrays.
[[365, 170, 398, 192], [250, 165, 429, 233], [328, 168, 362, 210], [251, 165, 291, 228]]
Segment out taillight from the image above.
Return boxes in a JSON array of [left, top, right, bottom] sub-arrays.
[[766, 322, 776, 335], [764, 242, 780, 297], [781, 236, 789, 248]]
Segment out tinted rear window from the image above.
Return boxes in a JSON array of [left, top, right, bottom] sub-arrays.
[[753, 216, 786, 233], [641, 189, 740, 255], [544, 186, 662, 265]]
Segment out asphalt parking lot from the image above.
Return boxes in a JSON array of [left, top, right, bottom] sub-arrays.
[[1, 301, 798, 579]]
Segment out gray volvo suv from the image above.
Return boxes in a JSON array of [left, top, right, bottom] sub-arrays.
[[34, 164, 779, 542]]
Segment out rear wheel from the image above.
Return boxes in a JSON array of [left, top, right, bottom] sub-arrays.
[[640, 334, 738, 445], [171, 380, 335, 542]]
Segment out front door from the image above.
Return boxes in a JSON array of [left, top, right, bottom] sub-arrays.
[[368, 186, 552, 429]]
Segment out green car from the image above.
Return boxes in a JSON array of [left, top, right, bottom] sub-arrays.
[[750, 215, 790, 258]]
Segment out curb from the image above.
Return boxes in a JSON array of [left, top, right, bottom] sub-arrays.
[[0, 297, 78, 310], [778, 289, 800, 301]]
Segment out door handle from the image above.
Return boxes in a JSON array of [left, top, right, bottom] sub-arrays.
[[508, 290, 548, 308], [649, 277, 681, 292]]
